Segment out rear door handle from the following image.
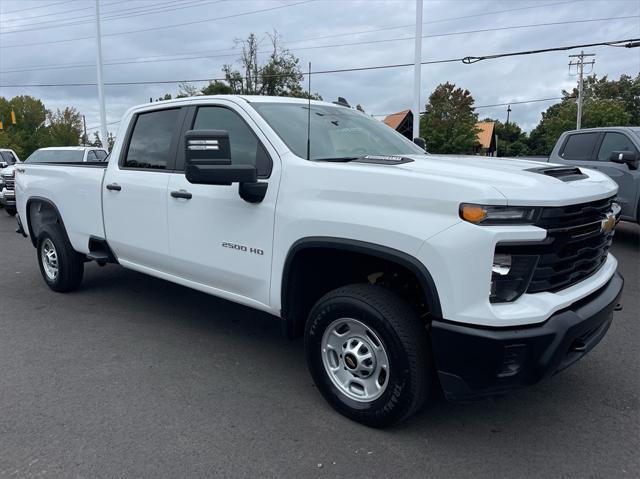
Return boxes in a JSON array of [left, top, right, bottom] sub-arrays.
[[171, 189, 192, 200], [106, 183, 121, 191]]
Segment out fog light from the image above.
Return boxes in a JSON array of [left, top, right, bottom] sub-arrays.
[[492, 254, 512, 276], [490, 254, 538, 303]]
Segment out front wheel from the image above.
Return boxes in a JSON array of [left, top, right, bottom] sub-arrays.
[[5, 206, 16, 216], [305, 284, 431, 427], [37, 223, 84, 292]]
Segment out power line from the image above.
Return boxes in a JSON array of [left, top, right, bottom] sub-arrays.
[[0, 0, 76, 15], [0, 0, 579, 49], [373, 96, 579, 117], [0, 0, 129, 26], [0, 0, 222, 31], [0, 0, 312, 36], [3, 15, 636, 75], [1, 37, 637, 89]]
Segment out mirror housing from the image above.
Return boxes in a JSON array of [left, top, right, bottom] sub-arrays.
[[609, 150, 639, 170], [413, 137, 427, 151], [185, 129, 258, 185], [183, 129, 268, 203], [0, 161, 8, 169]]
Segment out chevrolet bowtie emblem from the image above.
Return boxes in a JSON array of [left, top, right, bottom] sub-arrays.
[[600, 212, 616, 234]]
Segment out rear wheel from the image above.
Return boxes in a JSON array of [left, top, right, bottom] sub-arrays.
[[37, 223, 84, 292], [305, 284, 431, 427]]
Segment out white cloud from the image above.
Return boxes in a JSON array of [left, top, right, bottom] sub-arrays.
[[0, 0, 638, 138]]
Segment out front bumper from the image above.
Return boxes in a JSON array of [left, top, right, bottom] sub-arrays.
[[0, 189, 15, 207], [431, 271, 624, 400]]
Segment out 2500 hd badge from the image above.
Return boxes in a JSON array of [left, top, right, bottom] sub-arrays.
[[221, 242, 264, 255]]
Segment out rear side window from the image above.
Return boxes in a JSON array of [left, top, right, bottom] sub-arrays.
[[561, 133, 599, 160], [124, 108, 180, 169], [193, 106, 272, 177], [95, 150, 108, 160], [86, 150, 97, 161], [597, 132, 638, 161]]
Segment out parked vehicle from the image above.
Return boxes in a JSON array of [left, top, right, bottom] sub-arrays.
[[548, 127, 640, 223], [25, 146, 108, 164], [2, 147, 107, 216], [15, 96, 624, 426], [0, 149, 21, 215]]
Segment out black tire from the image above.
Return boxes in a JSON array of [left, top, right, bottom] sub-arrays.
[[5, 206, 16, 216], [36, 223, 84, 292], [305, 284, 431, 427]]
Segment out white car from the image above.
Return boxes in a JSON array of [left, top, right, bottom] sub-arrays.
[[25, 146, 108, 164], [15, 95, 623, 426], [2, 147, 107, 216], [0, 148, 21, 215]]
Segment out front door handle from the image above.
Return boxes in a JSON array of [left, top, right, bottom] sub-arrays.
[[106, 183, 121, 191], [171, 189, 192, 200]]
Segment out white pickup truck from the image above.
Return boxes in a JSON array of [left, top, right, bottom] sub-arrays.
[[15, 95, 624, 427]]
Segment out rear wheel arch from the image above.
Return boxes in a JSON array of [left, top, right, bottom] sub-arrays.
[[26, 197, 68, 248], [281, 237, 442, 339]]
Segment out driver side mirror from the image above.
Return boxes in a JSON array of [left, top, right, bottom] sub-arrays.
[[0, 162, 8, 169], [184, 129, 267, 203], [413, 137, 427, 151], [609, 150, 639, 170]]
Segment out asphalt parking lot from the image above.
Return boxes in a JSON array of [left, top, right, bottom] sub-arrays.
[[0, 212, 638, 479]]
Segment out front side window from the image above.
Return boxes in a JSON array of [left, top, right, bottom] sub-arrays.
[[252, 102, 425, 160], [86, 150, 98, 161], [192, 106, 271, 177], [561, 133, 599, 161], [597, 132, 638, 161], [124, 108, 180, 170], [26, 150, 85, 163], [95, 150, 108, 160]]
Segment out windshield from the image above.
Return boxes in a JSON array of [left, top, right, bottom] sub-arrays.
[[26, 149, 85, 163], [0, 151, 17, 164], [252, 102, 425, 160]]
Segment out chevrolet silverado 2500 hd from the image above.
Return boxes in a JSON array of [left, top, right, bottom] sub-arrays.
[[15, 95, 624, 427]]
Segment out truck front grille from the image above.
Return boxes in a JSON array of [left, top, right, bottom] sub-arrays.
[[1, 174, 14, 190], [527, 196, 615, 293]]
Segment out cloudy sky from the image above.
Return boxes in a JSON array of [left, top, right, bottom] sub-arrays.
[[1, 0, 639, 140]]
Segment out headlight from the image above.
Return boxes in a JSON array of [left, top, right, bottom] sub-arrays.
[[460, 204, 539, 225], [490, 253, 538, 303]]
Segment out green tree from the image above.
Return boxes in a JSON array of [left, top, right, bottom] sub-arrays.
[[420, 82, 479, 154], [528, 98, 630, 155], [47, 107, 83, 146], [200, 31, 320, 99], [483, 118, 530, 157], [201, 80, 235, 95], [563, 73, 640, 125], [91, 131, 103, 148], [0, 95, 49, 158], [106, 132, 115, 151]]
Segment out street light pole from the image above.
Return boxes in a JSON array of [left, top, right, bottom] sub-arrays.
[[95, 0, 108, 147], [412, 0, 423, 140]]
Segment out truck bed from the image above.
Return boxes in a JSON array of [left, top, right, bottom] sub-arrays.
[[16, 163, 107, 253]]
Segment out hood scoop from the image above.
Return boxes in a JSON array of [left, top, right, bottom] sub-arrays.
[[526, 166, 588, 182], [353, 155, 414, 165]]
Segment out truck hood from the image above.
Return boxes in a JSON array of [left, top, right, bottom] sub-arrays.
[[391, 154, 618, 206]]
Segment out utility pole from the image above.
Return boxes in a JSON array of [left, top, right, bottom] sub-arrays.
[[95, 0, 108, 147], [412, 0, 423, 140], [82, 115, 87, 146], [506, 104, 511, 124], [568, 51, 595, 130]]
